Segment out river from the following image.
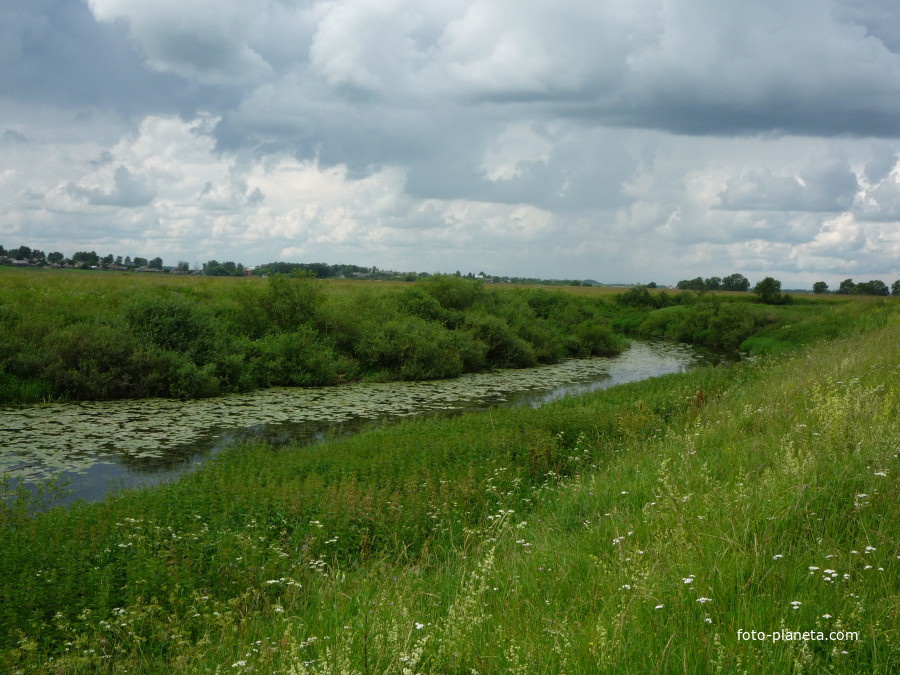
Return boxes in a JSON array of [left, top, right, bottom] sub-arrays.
[[1, 341, 707, 506]]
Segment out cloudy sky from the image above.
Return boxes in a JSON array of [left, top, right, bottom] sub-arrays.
[[2, 0, 900, 287]]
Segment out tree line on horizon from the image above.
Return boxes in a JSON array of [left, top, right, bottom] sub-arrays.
[[2, 243, 898, 294], [674, 272, 899, 296]]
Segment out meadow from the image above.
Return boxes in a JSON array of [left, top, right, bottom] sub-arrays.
[[0, 285, 896, 672]]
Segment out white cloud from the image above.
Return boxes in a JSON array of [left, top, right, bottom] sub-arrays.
[[4, 2, 900, 286], [718, 157, 859, 213]]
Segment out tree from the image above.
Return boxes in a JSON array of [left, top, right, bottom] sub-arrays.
[[704, 276, 722, 291], [855, 279, 889, 296], [202, 260, 222, 275], [721, 273, 750, 292], [13, 245, 32, 260], [203, 260, 244, 276], [47, 251, 65, 264], [837, 279, 856, 295], [753, 277, 791, 305], [176, 261, 190, 273], [149, 257, 164, 270], [617, 285, 656, 307], [132, 257, 149, 267], [893, 280, 900, 296], [72, 250, 99, 267], [676, 277, 706, 291], [872, 280, 890, 296], [812, 281, 829, 294], [101, 254, 114, 267]]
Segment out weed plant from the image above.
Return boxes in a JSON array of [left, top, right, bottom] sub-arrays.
[[1, 298, 897, 672]]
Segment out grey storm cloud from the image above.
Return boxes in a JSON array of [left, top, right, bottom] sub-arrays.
[[864, 146, 898, 184], [0, 0, 237, 114], [2, 0, 899, 286], [83, 0, 900, 149], [718, 158, 860, 213], [2, 129, 30, 144], [67, 166, 156, 207]]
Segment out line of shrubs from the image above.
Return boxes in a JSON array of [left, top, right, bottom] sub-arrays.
[[0, 275, 627, 403], [610, 282, 892, 354]]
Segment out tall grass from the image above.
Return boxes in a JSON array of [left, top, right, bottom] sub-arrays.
[[1, 298, 897, 672]]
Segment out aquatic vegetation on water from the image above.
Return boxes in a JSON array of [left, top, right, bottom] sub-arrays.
[[1, 342, 697, 493]]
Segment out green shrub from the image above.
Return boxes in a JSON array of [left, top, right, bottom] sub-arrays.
[[166, 355, 222, 399], [264, 273, 323, 331], [632, 298, 791, 351], [397, 287, 454, 323], [524, 288, 564, 319], [616, 284, 657, 307], [706, 303, 769, 348], [124, 293, 222, 363], [514, 320, 568, 362], [419, 275, 485, 311], [316, 291, 398, 353], [464, 313, 537, 368], [225, 283, 270, 339], [637, 305, 700, 341], [573, 321, 627, 355], [450, 330, 488, 371], [358, 317, 464, 380], [249, 327, 347, 387], [44, 322, 143, 400]]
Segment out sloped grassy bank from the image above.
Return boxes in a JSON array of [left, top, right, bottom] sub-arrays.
[[1, 301, 897, 672]]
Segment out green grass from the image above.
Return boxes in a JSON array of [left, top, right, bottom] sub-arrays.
[[1, 298, 897, 672]]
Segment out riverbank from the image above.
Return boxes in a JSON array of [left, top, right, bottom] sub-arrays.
[[1, 300, 897, 672], [0, 267, 878, 405], [1, 341, 699, 501], [0, 269, 627, 404]]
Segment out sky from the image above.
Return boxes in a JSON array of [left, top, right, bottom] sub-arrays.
[[2, 0, 900, 287]]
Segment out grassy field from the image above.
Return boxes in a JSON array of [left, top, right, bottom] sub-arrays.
[[1, 294, 896, 672]]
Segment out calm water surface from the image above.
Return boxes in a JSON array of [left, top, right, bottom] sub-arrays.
[[1, 341, 709, 505]]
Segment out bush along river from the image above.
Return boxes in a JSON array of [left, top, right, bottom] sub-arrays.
[[1, 341, 709, 506]]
